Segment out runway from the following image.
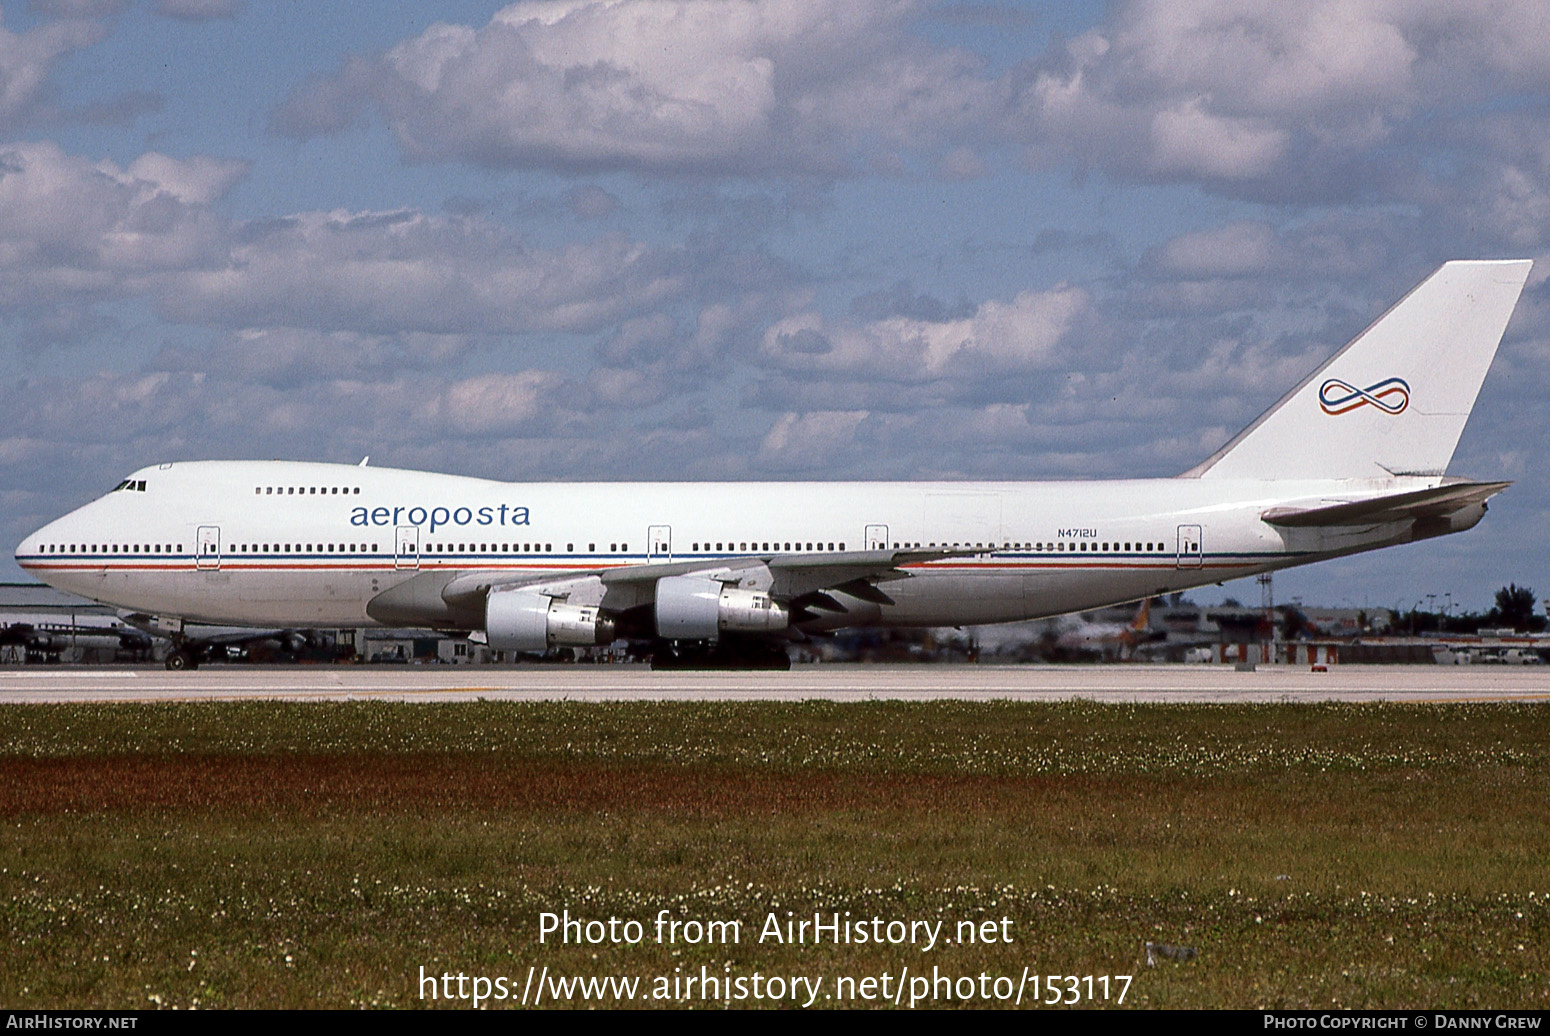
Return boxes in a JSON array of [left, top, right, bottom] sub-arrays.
[[2, 663, 1549, 703]]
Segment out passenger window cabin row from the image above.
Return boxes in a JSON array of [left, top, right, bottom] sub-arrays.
[[682, 540, 1170, 553], [34, 538, 1176, 558], [230, 543, 379, 553], [692, 542, 845, 552], [38, 543, 183, 554]]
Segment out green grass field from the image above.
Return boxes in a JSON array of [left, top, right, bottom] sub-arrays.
[[1, 700, 1546, 1009]]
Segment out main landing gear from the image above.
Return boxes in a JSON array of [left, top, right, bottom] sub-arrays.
[[649, 637, 792, 671]]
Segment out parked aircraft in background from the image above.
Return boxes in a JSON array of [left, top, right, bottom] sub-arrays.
[[1053, 599, 1160, 659], [14, 261, 1532, 669], [113, 613, 322, 662], [0, 611, 153, 663]]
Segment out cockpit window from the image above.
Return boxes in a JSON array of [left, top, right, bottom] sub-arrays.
[[111, 479, 148, 492]]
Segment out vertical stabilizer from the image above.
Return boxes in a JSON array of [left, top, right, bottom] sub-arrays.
[[1187, 260, 1531, 480]]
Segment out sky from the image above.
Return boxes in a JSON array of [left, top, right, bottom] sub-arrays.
[[2, 0, 1549, 616]]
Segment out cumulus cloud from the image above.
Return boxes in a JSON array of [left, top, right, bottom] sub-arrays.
[[759, 286, 1089, 380], [150, 328, 473, 389], [1149, 221, 1283, 280], [0, 344, 731, 506], [153, 0, 242, 21], [1013, 0, 1550, 203], [597, 312, 678, 366], [0, 142, 734, 339], [567, 184, 619, 220], [758, 409, 869, 471], [0, 12, 108, 127], [2, 370, 201, 448], [272, 0, 998, 175], [0, 141, 236, 305], [413, 370, 571, 435], [743, 393, 1246, 481], [261, 0, 1550, 233], [30, 1, 127, 17], [936, 146, 988, 180], [1148, 99, 1287, 180], [125, 152, 249, 204], [585, 364, 668, 408], [1129, 213, 1411, 319], [0, 6, 166, 130], [2, 355, 583, 462], [166, 213, 690, 334]]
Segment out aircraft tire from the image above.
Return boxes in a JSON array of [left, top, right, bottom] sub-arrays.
[[165, 650, 198, 671]]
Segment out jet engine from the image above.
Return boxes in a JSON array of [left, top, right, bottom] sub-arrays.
[[654, 574, 789, 640], [486, 588, 616, 653]]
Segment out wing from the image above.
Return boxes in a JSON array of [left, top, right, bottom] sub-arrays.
[[367, 547, 978, 631], [1260, 480, 1510, 527]]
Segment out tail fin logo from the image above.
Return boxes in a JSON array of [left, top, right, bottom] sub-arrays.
[[1319, 377, 1410, 416]]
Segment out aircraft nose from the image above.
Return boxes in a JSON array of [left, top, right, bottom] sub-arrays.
[[15, 525, 44, 573], [16, 517, 63, 575]]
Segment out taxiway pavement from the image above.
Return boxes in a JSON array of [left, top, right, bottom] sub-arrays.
[[2, 663, 1548, 703]]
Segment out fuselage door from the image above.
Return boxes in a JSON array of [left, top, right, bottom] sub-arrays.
[[1176, 524, 1204, 569], [395, 525, 420, 570], [196, 525, 221, 571], [865, 524, 889, 551], [648, 525, 672, 562]]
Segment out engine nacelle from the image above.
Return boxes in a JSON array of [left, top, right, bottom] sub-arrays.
[[654, 574, 789, 640], [486, 589, 616, 653]]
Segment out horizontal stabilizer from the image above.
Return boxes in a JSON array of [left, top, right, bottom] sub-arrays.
[[1261, 481, 1510, 527]]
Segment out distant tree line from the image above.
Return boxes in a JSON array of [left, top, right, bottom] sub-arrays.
[[1398, 584, 1545, 635]]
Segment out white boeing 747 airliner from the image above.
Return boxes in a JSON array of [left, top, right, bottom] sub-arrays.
[[14, 260, 1533, 668]]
